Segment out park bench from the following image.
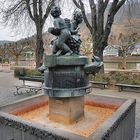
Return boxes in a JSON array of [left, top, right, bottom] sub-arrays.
[[115, 83, 140, 92], [89, 81, 108, 89], [14, 76, 44, 95]]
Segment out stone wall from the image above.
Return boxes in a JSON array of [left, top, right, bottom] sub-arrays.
[[104, 56, 140, 70]]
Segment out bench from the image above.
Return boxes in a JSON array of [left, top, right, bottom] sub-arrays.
[[115, 83, 140, 92], [90, 81, 108, 89], [14, 76, 44, 95], [19, 76, 44, 85]]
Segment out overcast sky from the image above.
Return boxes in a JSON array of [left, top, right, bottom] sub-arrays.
[[0, 25, 22, 41]]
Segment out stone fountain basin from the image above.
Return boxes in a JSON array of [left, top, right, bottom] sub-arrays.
[[0, 94, 135, 140]]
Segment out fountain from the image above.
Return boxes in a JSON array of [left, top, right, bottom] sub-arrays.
[[0, 6, 136, 140]]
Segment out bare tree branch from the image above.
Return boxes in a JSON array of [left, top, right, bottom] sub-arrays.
[[43, 0, 55, 25], [72, 0, 81, 9], [39, 0, 43, 19], [104, 0, 126, 46], [89, 0, 97, 35], [114, 0, 126, 14], [79, 0, 92, 33], [103, 0, 109, 12], [26, 0, 35, 21], [33, 0, 38, 19]]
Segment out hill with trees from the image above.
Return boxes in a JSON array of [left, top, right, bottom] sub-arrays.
[[112, 1, 140, 35], [79, 1, 140, 37], [0, 40, 13, 46]]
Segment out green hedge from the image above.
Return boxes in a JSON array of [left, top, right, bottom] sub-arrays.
[[14, 67, 43, 77], [14, 67, 140, 86]]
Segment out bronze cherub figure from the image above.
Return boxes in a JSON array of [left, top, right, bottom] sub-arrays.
[[48, 6, 73, 56]]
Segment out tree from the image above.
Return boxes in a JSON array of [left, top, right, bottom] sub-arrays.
[[0, 44, 10, 63], [80, 37, 92, 58], [118, 33, 139, 69], [0, 0, 56, 68], [73, 0, 131, 72], [7, 39, 31, 65], [109, 33, 139, 69]]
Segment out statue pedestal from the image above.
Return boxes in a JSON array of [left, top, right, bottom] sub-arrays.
[[44, 55, 91, 124], [44, 55, 90, 97], [49, 96, 84, 124]]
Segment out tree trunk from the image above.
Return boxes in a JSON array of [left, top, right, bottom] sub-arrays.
[[121, 53, 127, 69], [15, 56, 19, 66], [35, 26, 44, 68], [93, 47, 104, 73], [92, 37, 108, 73]]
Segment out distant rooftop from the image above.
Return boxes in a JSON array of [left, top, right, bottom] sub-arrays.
[[135, 43, 140, 48], [0, 40, 13, 46]]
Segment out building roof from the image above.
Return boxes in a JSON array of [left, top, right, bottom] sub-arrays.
[[135, 43, 140, 48]]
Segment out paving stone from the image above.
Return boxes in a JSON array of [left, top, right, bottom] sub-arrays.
[[0, 71, 39, 106]]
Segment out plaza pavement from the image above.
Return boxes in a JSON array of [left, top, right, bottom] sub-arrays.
[[0, 71, 140, 139], [0, 71, 41, 106]]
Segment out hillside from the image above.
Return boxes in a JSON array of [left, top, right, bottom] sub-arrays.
[[112, 2, 140, 35], [0, 40, 13, 46], [79, 2, 140, 37]]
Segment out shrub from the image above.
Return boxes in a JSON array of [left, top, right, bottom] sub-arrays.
[[110, 71, 140, 85], [25, 69, 43, 77], [14, 67, 43, 77], [89, 73, 111, 84], [14, 67, 25, 77], [89, 71, 140, 87]]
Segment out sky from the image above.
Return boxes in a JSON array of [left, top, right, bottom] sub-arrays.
[[0, 25, 23, 41]]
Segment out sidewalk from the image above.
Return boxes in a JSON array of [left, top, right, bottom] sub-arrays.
[[0, 71, 140, 139], [0, 71, 35, 106]]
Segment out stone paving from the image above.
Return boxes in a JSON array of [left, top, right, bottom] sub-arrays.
[[0, 71, 41, 106], [0, 71, 140, 139]]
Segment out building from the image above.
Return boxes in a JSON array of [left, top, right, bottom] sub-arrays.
[[131, 43, 140, 55], [103, 45, 119, 56], [104, 56, 140, 70], [18, 50, 35, 67]]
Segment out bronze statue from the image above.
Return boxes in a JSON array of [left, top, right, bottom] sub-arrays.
[[48, 6, 73, 56], [38, 6, 103, 74], [48, 7, 84, 56], [66, 10, 83, 54]]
